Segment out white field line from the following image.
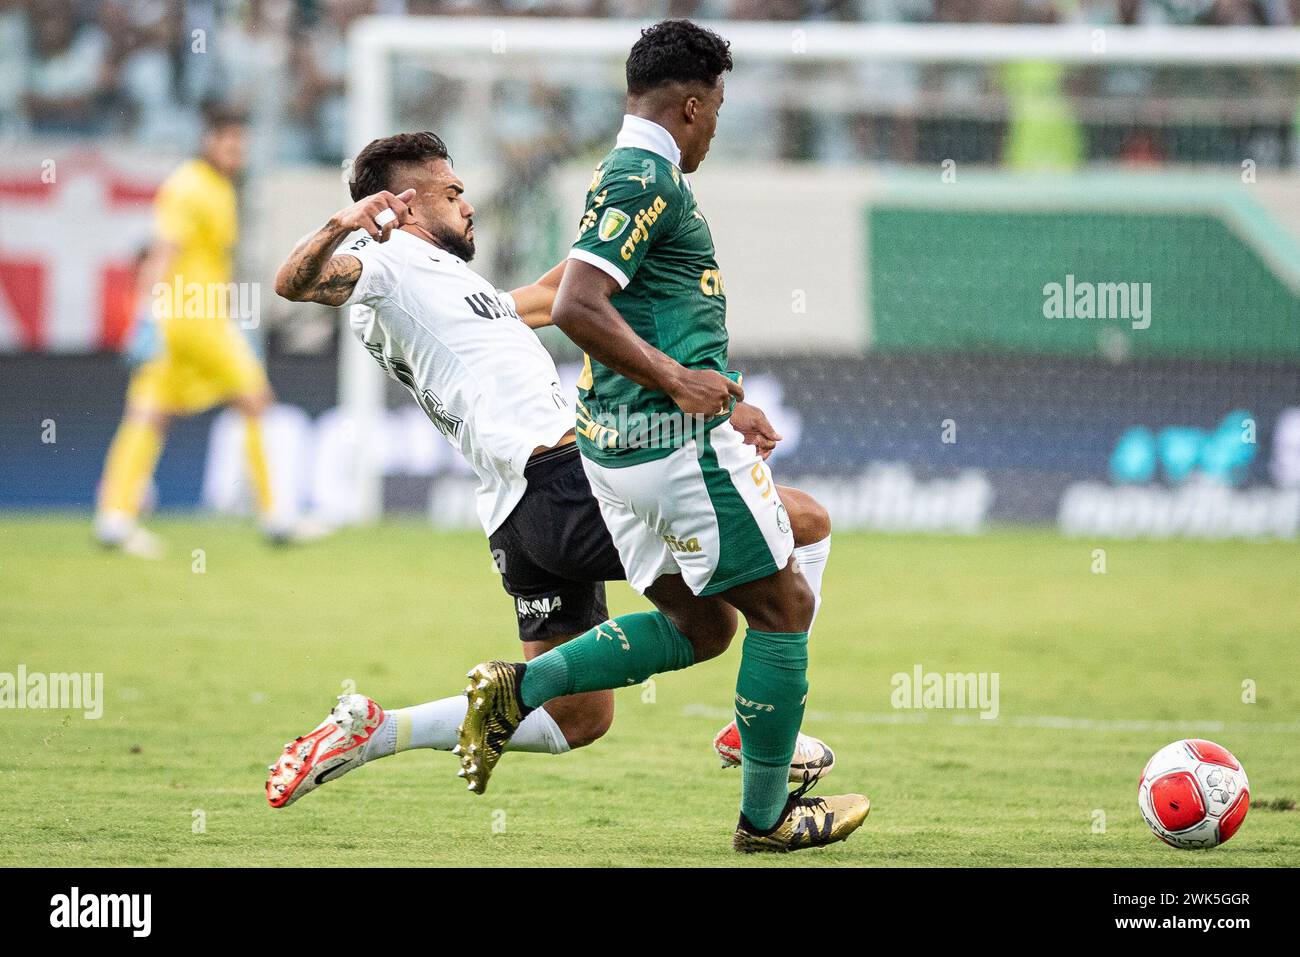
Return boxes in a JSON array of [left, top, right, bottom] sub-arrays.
[[681, 704, 1300, 735]]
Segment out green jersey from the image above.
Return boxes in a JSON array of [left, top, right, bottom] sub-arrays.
[[568, 144, 733, 466]]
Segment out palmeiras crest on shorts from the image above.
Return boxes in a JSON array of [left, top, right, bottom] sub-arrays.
[[597, 208, 630, 242], [776, 503, 791, 534]]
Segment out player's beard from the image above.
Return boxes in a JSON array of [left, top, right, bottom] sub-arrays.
[[430, 220, 475, 262]]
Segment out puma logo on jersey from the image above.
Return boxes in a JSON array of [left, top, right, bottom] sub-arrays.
[[626, 173, 650, 188]]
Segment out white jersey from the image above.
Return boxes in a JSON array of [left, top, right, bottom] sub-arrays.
[[340, 229, 574, 534]]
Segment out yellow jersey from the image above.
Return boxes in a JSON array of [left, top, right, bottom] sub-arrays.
[[155, 158, 238, 310], [128, 157, 266, 413]]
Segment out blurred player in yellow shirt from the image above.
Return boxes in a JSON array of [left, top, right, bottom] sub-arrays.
[[95, 105, 290, 557]]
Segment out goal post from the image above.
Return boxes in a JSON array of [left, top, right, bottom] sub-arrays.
[[347, 18, 1300, 66]]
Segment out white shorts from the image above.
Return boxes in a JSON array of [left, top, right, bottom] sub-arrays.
[[580, 420, 795, 596]]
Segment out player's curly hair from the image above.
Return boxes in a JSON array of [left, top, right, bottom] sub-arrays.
[[348, 132, 452, 202], [625, 19, 733, 96]]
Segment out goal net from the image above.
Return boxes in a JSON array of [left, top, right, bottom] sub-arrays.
[[340, 18, 1300, 540]]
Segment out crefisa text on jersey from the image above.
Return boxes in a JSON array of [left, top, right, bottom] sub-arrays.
[[49, 887, 151, 937]]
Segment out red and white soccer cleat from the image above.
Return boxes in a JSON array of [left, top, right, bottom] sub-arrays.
[[266, 694, 385, 808], [712, 721, 837, 783]]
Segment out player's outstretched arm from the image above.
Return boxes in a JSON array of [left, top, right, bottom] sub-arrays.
[[509, 259, 567, 329], [274, 237, 362, 307], [553, 259, 743, 415], [274, 189, 415, 305]]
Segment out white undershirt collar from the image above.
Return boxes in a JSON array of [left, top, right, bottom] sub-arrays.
[[614, 114, 682, 168]]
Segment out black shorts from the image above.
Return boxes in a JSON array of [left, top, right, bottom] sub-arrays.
[[487, 443, 626, 643]]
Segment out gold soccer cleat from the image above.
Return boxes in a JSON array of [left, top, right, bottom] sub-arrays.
[[733, 778, 870, 853], [454, 660, 528, 795]]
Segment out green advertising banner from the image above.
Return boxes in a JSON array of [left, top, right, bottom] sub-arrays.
[[868, 177, 1300, 360]]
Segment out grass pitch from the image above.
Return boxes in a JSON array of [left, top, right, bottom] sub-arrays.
[[1, 516, 1297, 867]]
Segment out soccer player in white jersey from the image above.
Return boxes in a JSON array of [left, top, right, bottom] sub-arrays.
[[265, 132, 837, 810]]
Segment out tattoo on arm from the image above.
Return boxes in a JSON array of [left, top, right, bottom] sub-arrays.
[[275, 221, 362, 306], [299, 255, 362, 306]]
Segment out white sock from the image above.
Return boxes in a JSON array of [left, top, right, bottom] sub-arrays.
[[510, 704, 571, 753], [362, 695, 571, 762], [793, 534, 831, 634]]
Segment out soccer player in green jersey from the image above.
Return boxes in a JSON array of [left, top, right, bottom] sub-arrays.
[[456, 20, 870, 853]]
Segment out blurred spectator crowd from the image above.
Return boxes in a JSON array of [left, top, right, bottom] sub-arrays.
[[0, 0, 1296, 166]]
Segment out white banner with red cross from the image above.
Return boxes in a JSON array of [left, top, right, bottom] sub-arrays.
[[0, 146, 178, 353]]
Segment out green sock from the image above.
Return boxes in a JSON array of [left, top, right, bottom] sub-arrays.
[[520, 611, 695, 709], [735, 628, 809, 832]]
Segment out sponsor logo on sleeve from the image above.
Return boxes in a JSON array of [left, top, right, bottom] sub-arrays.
[[619, 196, 668, 261], [597, 208, 630, 242]]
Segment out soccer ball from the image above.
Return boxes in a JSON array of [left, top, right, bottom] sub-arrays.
[[1137, 739, 1249, 849]]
